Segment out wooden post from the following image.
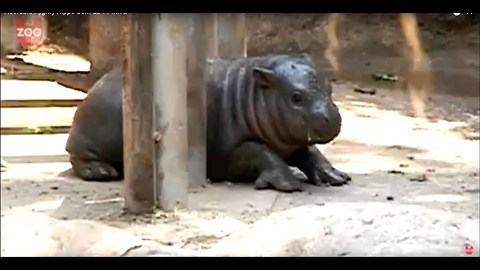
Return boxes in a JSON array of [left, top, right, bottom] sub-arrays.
[[217, 13, 246, 57], [152, 14, 189, 211], [121, 14, 155, 214], [89, 14, 121, 72], [186, 14, 218, 189]]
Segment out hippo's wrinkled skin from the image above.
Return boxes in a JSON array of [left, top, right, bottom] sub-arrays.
[[66, 54, 351, 192], [206, 54, 350, 192]]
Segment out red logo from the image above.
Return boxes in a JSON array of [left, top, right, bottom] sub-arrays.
[[16, 15, 47, 49], [465, 245, 474, 255]]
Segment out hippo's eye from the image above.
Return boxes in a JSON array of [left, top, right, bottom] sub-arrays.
[[291, 91, 303, 105]]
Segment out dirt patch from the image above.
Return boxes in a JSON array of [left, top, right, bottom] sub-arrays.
[[247, 13, 480, 100]]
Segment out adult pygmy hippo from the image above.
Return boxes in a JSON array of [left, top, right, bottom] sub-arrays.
[[66, 54, 351, 192]]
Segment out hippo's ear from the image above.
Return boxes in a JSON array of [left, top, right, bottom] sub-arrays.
[[300, 53, 311, 59], [299, 53, 314, 64], [252, 67, 276, 87]]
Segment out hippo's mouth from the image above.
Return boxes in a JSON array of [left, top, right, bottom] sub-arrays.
[[306, 126, 341, 145], [303, 114, 341, 145], [308, 136, 336, 145]]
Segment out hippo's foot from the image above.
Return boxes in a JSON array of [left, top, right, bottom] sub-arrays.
[[70, 157, 121, 181], [315, 165, 351, 186], [229, 141, 303, 193], [288, 146, 351, 187], [254, 169, 303, 192]]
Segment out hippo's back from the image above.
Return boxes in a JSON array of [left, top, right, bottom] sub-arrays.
[[66, 68, 123, 165]]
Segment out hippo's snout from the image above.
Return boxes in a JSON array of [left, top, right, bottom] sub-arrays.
[[309, 102, 342, 144]]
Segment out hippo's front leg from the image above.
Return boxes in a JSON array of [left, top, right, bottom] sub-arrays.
[[288, 146, 351, 186], [229, 141, 303, 192]]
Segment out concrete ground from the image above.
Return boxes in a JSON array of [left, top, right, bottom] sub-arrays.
[[1, 80, 479, 256]]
